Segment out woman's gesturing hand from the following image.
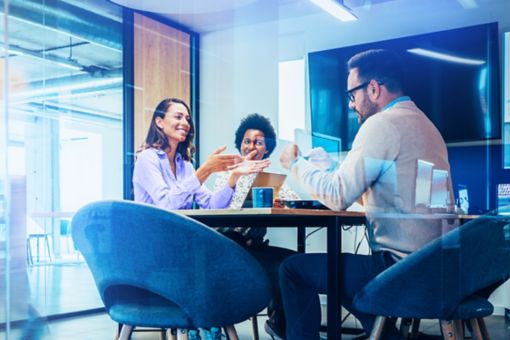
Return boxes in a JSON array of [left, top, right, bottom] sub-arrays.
[[196, 146, 243, 184], [231, 150, 270, 176], [205, 146, 244, 172], [227, 150, 270, 187]]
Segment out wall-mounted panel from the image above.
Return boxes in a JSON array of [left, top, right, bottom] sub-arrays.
[[133, 13, 191, 150]]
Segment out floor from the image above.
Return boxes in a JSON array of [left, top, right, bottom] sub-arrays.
[[2, 264, 510, 339], [3, 313, 510, 339], [1, 311, 275, 340]]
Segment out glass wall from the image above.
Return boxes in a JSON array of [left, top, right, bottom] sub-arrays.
[[1, 0, 124, 335], [505, 31, 510, 169]]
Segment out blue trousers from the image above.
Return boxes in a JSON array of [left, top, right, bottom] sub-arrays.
[[247, 244, 296, 330], [222, 231, 296, 332], [279, 252, 396, 340]]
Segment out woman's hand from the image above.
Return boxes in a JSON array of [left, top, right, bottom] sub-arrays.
[[227, 150, 270, 188], [196, 146, 243, 184], [231, 159, 271, 176], [206, 146, 244, 172]]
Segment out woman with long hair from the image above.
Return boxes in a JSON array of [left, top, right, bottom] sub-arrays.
[[133, 98, 269, 210]]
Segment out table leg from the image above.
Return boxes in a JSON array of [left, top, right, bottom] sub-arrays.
[[297, 226, 306, 253], [327, 216, 341, 340]]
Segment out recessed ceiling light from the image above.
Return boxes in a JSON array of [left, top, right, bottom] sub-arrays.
[[309, 0, 358, 22], [457, 0, 478, 9]]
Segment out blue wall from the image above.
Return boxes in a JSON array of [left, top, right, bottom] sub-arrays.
[[448, 143, 510, 214]]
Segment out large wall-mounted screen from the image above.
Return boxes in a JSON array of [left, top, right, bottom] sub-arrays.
[[309, 23, 501, 151]]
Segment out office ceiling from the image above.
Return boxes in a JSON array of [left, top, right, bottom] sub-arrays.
[[1, 0, 505, 127], [112, 0, 398, 33], [2, 0, 123, 124]]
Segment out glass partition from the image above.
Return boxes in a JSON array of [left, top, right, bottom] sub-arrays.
[[504, 31, 510, 168], [1, 0, 124, 335]]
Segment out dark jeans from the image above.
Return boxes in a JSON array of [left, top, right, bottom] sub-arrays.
[[279, 252, 396, 340], [222, 232, 296, 331]]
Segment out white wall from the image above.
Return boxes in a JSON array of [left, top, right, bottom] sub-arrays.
[[199, 0, 510, 312], [199, 0, 510, 162]]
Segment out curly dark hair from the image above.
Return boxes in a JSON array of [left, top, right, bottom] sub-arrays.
[[140, 98, 195, 162], [234, 113, 277, 158]]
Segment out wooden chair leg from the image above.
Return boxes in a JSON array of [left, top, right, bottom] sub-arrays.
[[178, 329, 189, 340], [167, 329, 178, 340], [470, 319, 484, 340], [400, 318, 413, 338], [114, 323, 122, 340], [477, 318, 490, 340], [454, 320, 464, 339], [160, 328, 168, 340], [410, 318, 421, 339], [225, 325, 239, 340], [369, 316, 387, 340], [251, 315, 259, 340], [440, 320, 460, 340], [119, 324, 134, 340]]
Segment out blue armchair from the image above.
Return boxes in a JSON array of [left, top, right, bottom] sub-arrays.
[[71, 200, 271, 339], [353, 213, 510, 339]]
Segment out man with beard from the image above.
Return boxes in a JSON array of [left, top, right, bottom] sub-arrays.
[[276, 49, 456, 339]]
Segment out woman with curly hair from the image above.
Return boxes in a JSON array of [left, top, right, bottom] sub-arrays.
[[214, 113, 298, 339]]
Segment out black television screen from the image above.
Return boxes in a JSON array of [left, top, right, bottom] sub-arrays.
[[309, 23, 501, 151]]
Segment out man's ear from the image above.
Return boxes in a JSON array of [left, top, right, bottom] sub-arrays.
[[370, 80, 381, 98]]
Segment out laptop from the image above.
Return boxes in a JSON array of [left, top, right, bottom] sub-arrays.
[[241, 172, 287, 208]]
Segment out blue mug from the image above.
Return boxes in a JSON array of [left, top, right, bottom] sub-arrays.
[[252, 187, 273, 208]]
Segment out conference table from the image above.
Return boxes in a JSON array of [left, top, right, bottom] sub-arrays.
[[179, 207, 366, 340], [179, 207, 468, 339]]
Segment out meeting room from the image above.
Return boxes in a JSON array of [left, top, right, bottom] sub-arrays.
[[2, 0, 510, 339]]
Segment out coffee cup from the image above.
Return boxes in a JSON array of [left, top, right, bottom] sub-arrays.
[[252, 187, 273, 208]]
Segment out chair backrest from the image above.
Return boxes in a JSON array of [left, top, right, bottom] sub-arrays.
[[354, 214, 510, 319], [71, 200, 271, 327]]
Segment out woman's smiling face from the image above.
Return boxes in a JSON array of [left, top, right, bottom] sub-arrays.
[[156, 103, 191, 143]]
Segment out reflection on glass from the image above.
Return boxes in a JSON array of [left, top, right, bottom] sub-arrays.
[[415, 160, 433, 209], [505, 32, 510, 168], [498, 184, 510, 215], [1, 0, 124, 331], [430, 169, 449, 209], [294, 128, 341, 168]]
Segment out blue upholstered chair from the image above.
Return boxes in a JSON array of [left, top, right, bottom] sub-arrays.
[[71, 200, 271, 340], [354, 213, 510, 339]]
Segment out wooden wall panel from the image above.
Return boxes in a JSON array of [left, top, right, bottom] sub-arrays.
[[133, 13, 190, 150]]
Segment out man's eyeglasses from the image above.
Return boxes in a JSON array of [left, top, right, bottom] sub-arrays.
[[345, 80, 383, 102]]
